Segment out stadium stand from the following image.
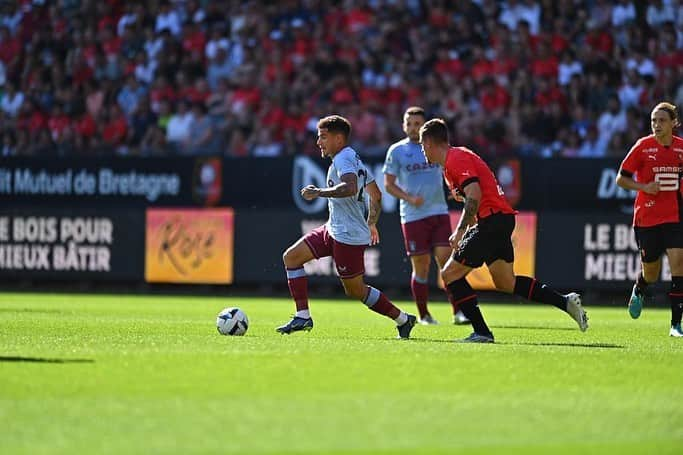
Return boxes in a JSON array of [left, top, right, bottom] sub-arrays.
[[0, 0, 682, 160]]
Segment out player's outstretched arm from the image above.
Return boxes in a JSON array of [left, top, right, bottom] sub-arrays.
[[301, 173, 358, 200], [320, 173, 358, 198]]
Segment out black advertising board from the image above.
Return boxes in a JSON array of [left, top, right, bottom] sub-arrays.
[[535, 212, 671, 290], [518, 158, 635, 212], [0, 156, 222, 207], [0, 155, 634, 212], [0, 207, 145, 280]]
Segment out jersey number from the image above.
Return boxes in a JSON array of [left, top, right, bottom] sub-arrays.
[[655, 173, 680, 191], [357, 169, 367, 201]]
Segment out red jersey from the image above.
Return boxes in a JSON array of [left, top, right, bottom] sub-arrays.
[[443, 146, 516, 220], [619, 135, 683, 227]]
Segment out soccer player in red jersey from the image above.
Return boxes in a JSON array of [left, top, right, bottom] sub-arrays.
[[419, 119, 589, 342], [616, 102, 683, 337]]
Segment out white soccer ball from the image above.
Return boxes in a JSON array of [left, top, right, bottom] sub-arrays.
[[216, 307, 249, 336]]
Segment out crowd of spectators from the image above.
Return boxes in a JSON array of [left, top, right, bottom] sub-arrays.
[[0, 0, 682, 160]]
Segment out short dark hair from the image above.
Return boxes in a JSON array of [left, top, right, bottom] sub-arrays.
[[419, 118, 449, 144], [653, 102, 680, 128], [317, 115, 352, 138], [404, 106, 426, 119]]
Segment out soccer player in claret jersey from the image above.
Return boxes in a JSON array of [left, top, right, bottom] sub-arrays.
[[616, 102, 683, 337], [383, 107, 469, 325], [277, 115, 417, 339], [419, 119, 589, 343]]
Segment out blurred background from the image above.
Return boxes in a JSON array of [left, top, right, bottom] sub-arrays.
[[0, 0, 680, 303]]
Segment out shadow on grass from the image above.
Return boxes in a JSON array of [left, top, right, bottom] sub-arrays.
[[400, 338, 461, 344], [490, 324, 576, 331], [0, 308, 63, 313], [0, 356, 94, 364], [400, 339, 625, 349], [503, 341, 625, 349]]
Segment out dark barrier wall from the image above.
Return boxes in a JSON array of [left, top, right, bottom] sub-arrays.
[[519, 158, 636, 212], [0, 157, 222, 206], [0, 206, 665, 291], [536, 212, 671, 290], [0, 156, 652, 292], [223, 156, 634, 213], [1, 156, 634, 212], [223, 156, 523, 213], [0, 207, 145, 280]]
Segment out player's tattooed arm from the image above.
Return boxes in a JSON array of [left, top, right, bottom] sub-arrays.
[[365, 181, 382, 226], [458, 197, 479, 229], [455, 181, 482, 232], [449, 182, 481, 249], [449, 188, 465, 202], [301, 174, 358, 199], [365, 181, 382, 244]]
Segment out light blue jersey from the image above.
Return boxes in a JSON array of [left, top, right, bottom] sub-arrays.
[[326, 147, 375, 246], [382, 138, 448, 223]]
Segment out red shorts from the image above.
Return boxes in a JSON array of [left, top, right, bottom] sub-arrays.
[[303, 224, 366, 279], [401, 214, 452, 256]]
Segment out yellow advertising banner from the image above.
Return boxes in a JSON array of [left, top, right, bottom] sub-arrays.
[[145, 208, 234, 284], [447, 211, 537, 290]]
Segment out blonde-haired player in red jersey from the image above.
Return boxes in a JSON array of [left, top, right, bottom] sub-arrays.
[[616, 102, 683, 337], [419, 119, 588, 343]]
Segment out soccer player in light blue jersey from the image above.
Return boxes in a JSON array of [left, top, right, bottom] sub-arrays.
[[384, 107, 469, 325], [277, 115, 417, 339]]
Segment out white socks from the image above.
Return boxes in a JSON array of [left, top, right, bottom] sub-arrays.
[[295, 310, 311, 319], [394, 311, 408, 326]]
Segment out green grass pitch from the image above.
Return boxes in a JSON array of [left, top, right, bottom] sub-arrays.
[[1, 293, 681, 454]]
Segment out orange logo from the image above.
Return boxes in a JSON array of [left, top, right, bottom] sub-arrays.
[[145, 208, 233, 284], [447, 211, 536, 290]]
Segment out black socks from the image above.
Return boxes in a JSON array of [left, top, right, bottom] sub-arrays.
[[513, 276, 567, 311], [446, 278, 492, 337]]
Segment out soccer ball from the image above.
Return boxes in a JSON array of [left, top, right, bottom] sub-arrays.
[[216, 307, 249, 336]]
